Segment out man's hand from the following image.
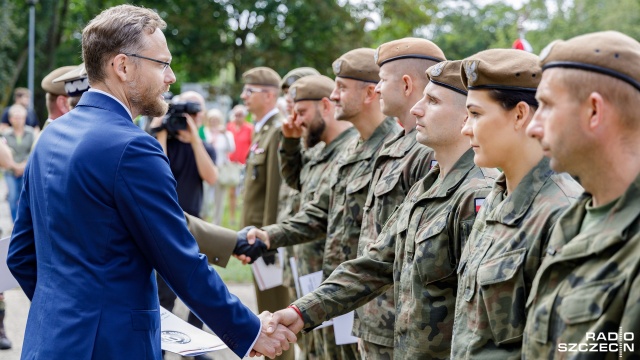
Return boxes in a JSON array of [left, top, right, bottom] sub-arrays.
[[281, 113, 303, 138], [175, 114, 200, 144], [266, 307, 304, 335], [233, 226, 267, 264], [250, 312, 297, 358], [246, 227, 271, 249]]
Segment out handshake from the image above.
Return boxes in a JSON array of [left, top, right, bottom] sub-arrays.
[[233, 226, 276, 265], [250, 307, 306, 358]]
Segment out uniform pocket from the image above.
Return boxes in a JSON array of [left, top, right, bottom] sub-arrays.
[[414, 214, 453, 284], [477, 248, 527, 344], [131, 309, 160, 331], [346, 172, 373, 195], [558, 276, 625, 325], [373, 170, 402, 197]]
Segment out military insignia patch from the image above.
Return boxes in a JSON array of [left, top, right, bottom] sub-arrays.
[[290, 87, 297, 100], [374, 47, 380, 64], [429, 159, 438, 169], [474, 198, 485, 214], [464, 60, 479, 85], [254, 147, 265, 155], [430, 62, 446, 77], [539, 40, 560, 62], [333, 60, 342, 75]]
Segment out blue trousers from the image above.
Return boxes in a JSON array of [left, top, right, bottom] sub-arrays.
[[5, 172, 22, 221]]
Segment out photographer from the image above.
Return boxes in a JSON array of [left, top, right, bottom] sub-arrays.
[[150, 90, 218, 360]]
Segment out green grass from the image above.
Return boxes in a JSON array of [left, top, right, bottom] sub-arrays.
[[202, 190, 254, 284]]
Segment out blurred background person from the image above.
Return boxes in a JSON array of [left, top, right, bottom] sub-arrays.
[[226, 104, 252, 227], [0, 88, 39, 132], [203, 108, 236, 225]]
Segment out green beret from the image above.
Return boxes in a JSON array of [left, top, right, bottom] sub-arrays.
[[426, 60, 467, 95], [375, 37, 446, 66], [461, 49, 541, 91], [281, 67, 320, 90], [289, 75, 335, 102], [41, 66, 77, 96], [540, 31, 640, 92], [53, 63, 90, 97], [242, 67, 281, 87], [332, 48, 380, 84]]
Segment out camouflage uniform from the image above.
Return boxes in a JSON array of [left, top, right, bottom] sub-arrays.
[[264, 117, 399, 359], [522, 173, 640, 359], [354, 127, 435, 355], [452, 158, 581, 359], [293, 149, 499, 359]]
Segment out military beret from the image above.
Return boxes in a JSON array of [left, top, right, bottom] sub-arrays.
[[375, 37, 446, 67], [426, 60, 467, 95], [539, 31, 640, 92], [281, 67, 320, 90], [242, 67, 281, 87], [53, 63, 90, 97], [41, 66, 77, 96], [332, 48, 380, 84], [461, 49, 541, 92], [289, 75, 335, 103]]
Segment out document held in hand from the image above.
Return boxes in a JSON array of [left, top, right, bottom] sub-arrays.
[[161, 306, 227, 356], [252, 248, 285, 290]]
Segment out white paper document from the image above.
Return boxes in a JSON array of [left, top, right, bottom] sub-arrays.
[[289, 257, 302, 298], [0, 237, 19, 292], [161, 306, 227, 356], [252, 248, 285, 291], [333, 311, 359, 345], [297, 270, 335, 331]]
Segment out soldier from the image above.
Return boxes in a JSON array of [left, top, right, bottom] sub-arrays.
[[355, 37, 443, 359], [52, 62, 90, 110], [452, 49, 582, 359], [523, 31, 640, 358], [248, 48, 399, 359], [265, 61, 500, 359], [280, 74, 356, 359]]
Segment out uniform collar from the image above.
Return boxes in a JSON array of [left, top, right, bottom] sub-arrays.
[[254, 108, 279, 132], [340, 117, 399, 165], [313, 127, 358, 164], [421, 148, 476, 199]]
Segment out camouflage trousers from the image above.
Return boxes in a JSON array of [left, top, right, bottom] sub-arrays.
[[359, 339, 393, 360], [317, 327, 361, 360]]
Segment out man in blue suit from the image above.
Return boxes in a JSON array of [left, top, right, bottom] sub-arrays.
[[6, 5, 294, 359]]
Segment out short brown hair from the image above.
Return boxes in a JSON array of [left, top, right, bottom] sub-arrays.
[[556, 68, 640, 129], [13, 87, 30, 101], [82, 5, 166, 83]]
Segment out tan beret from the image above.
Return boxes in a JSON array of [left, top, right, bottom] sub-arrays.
[[375, 37, 446, 66], [41, 66, 76, 96], [289, 75, 335, 103], [281, 67, 320, 90], [332, 48, 379, 83], [461, 49, 541, 91], [426, 60, 467, 95], [242, 67, 281, 87], [540, 31, 640, 92], [53, 63, 90, 97]]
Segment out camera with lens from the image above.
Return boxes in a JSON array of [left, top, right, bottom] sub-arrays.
[[160, 101, 201, 135]]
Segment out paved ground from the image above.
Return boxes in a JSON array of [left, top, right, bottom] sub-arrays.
[[0, 179, 270, 360]]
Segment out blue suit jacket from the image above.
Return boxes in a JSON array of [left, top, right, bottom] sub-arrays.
[[7, 91, 260, 359]]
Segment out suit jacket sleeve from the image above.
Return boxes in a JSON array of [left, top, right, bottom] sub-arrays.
[[262, 128, 283, 226], [7, 163, 37, 300], [184, 213, 236, 268], [114, 136, 259, 357]]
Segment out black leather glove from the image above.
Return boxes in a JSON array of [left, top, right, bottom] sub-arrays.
[[261, 250, 278, 266], [233, 226, 268, 264]]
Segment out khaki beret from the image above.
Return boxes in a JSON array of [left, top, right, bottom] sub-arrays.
[[461, 49, 541, 91], [375, 37, 446, 66], [289, 75, 335, 102], [332, 48, 379, 84], [53, 63, 90, 97], [242, 67, 281, 87], [540, 31, 640, 92], [426, 60, 467, 95], [41, 66, 76, 96], [281, 67, 320, 90]]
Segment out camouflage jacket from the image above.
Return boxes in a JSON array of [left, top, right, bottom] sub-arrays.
[[523, 172, 640, 360], [452, 158, 581, 359], [264, 117, 399, 280], [354, 127, 436, 347], [279, 131, 356, 277], [293, 149, 499, 359]]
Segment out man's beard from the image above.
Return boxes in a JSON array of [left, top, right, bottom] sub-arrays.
[[128, 78, 168, 118], [305, 113, 326, 148]]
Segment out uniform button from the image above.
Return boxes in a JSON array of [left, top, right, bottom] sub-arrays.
[[214, 257, 219, 262]]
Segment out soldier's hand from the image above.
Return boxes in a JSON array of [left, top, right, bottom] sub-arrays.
[[281, 113, 303, 138], [247, 227, 271, 249], [250, 312, 297, 358], [233, 226, 268, 264], [266, 307, 304, 335]]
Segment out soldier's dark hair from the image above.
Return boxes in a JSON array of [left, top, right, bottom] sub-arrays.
[[488, 89, 538, 111]]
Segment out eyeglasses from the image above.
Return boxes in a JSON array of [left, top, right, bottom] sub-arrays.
[[123, 53, 171, 73], [242, 87, 268, 96]]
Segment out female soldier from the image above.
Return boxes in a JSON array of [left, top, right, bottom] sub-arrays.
[[452, 49, 582, 359]]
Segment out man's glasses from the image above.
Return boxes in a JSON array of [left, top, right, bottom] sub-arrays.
[[242, 87, 268, 96], [124, 53, 171, 73]]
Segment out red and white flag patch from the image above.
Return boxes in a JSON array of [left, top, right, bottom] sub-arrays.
[[474, 198, 485, 214], [429, 160, 438, 170]]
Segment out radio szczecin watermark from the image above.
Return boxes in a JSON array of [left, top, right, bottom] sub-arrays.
[[558, 329, 634, 356]]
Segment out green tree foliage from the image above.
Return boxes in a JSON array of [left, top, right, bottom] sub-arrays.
[[0, 0, 26, 107]]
